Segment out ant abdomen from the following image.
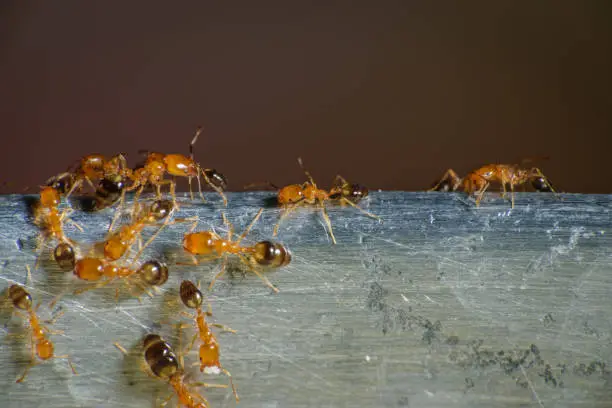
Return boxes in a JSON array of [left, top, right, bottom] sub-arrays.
[[183, 232, 215, 255], [139, 261, 169, 286], [143, 334, 179, 379], [8, 285, 32, 310], [252, 241, 291, 268], [53, 243, 76, 271], [74, 258, 105, 281], [179, 280, 203, 309]]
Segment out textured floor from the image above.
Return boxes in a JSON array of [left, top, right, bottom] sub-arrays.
[[0, 191, 611, 407]]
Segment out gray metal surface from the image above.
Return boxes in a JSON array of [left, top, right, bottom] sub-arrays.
[[1, 192, 611, 408]]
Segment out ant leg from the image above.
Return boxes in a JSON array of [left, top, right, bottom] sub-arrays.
[[128, 212, 176, 269], [500, 182, 508, 199], [158, 393, 175, 408], [236, 208, 264, 245], [318, 201, 337, 244], [108, 190, 127, 233], [53, 354, 78, 375], [237, 254, 280, 293], [221, 212, 234, 241], [222, 367, 239, 402], [273, 203, 300, 237], [16, 361, 36, 383], [429, 169, 462, 191], [474, 182, 490, 207], [340, 197, 380, 220], [16, 332, 37, 383], [211, 323, 236, 333], [208, 256, 228, 291], [510, 182, 515, 209], [33, 236, 48, 270], [131, 186, 145, 220], [201, 169, 228, 207], [64, 178, 83, 204], [43, 309, 65, 326], [114, 342, 128, 355]]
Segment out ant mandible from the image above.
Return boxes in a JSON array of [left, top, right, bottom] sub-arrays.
[[181, 208, 291, 293], [178, 280, 238, 402], [7, 279, 77, 383], [116, 334, 227, 408], [272, 158, 379, 244], [127, 127, 228, 211], [430, 164, 557, 208]]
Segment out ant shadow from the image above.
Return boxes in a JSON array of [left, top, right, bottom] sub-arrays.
[[261, 195, 279, 209], [21, 196, 39, 221]]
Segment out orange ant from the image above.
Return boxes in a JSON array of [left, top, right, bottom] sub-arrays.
[[116, 334, 227, 408], [181, 208, 290, 293], [178, 280, 238, 402], [103, 199, 176, 261], [33, 186, 83, 268], [46, 153, 130, 201], [267, 158, 379, 244], [72, 256, 169, 301], [49, 239, 169, 306], [7, 280, 77, 383], [127, 127, 228, 210], [430, 164, 557, 208]]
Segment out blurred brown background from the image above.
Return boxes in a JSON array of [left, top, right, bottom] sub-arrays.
[[1, 1, 611, 194]]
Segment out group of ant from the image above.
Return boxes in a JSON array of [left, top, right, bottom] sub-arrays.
[[4, 125, 559, 407], [4, 127, 386, 407]]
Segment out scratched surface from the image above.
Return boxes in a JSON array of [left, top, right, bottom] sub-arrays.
[[0, 192, 611, 408]]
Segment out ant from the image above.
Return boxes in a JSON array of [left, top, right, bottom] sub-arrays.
[[181, 208, 290, 293], [72, 255, 169, 300], [103, 199, 176, 261], [270, 158, 379, 244], [127, 127, 228, 210], [429, 164, 557, 208], [7, 280, 76, 383], [178, 280, 238, 401], [33, 186, 83, 268], [49, 239, 169, 305], [116, 334, 227, 408], [46, 153, 130, 202]]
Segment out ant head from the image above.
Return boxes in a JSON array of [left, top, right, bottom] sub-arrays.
[[344, 183, 368, 200], [252, 241, 292, 268], [39, 186, 61, 207], [139, 261, 169, 286], [149, 199, 174, 221], [97, 175, 125, 197], [8, 285, 32, 310], [46, 173, 75, 195], [531, 176, 554, 192], [203, 169, 227, 190], [179, 280, 203, 309], [53, 243, 76, 271]]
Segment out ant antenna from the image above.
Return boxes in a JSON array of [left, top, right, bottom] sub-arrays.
[[190, 126, 203, 160], [297, 157, 316, 187]]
